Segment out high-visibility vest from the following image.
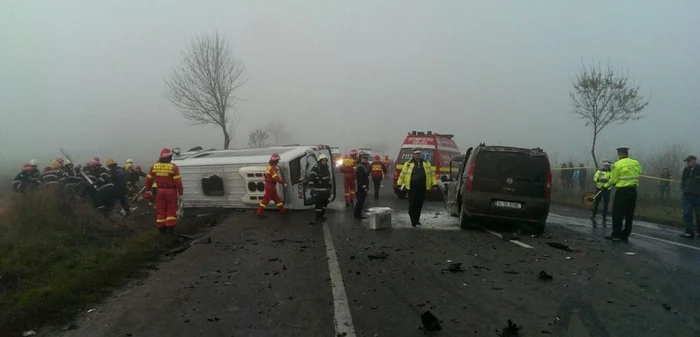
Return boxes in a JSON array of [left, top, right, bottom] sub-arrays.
[[593, 170, 611, 189], [605, 157, 641, 189]]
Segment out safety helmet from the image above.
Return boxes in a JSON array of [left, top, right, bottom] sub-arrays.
[[65, 159, 73, 166], [29, 159, 38, 166], [106, 158, 116, 167], [602, 161, 611, 167], [349, 149, 358, 157], [56, 158, 64, 165], [21, 163, 32, 172], [49, 159, 60, 169], [93, 157, 100, 163], [43, 166, 52, 172], [270, 153, 281, 161], [160, 148, 173, 158], [359, 151, 369, 159], [125, 163, 133, 170], [318, 154, 329, 161], [135, 165, 142, 172], [125, 158, 134, 164], [373, 154, 381, 161], [412, 148, 422, 154]]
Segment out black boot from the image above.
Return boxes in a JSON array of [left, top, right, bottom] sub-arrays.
[[166, 227, 175, 235], [374, 192, 379, 200], [158, 227, 167, 235]]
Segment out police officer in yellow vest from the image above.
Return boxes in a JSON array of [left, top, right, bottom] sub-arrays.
[[591, 160, 612, 226], [397, 148, 438, 227], [604, 147, 642, 242]]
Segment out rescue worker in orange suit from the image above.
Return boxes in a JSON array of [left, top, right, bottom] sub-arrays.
[[143, 148, 184, 234], [256, 153, 287, 217], [370, 155, 387, 199], [383, 155, 392, 179], [340, 149, 358, 207]]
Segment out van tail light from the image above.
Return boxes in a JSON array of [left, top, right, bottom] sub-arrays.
[[545, 170, 552, 200], [466, 163, 476, 191]]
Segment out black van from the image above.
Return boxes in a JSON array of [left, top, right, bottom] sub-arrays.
[[439, 144, 551, 233]]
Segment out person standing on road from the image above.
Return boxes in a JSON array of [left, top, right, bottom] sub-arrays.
[[397, 148, 438, 227], [255, 153, 287, 217], [604, 147, 642, 242], [370, 155, 386, 199], [658, 168, 672, 209], [383, 155, 392, 179], [680, 155, 700, 238], [340, 149, 358, 207], [308, 154, 332, 224], [353, 152, 370, 219], [143, 148, 184, 234], [591, 161, 611, 225]]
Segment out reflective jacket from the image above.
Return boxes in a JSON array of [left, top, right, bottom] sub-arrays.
[[108, 165, 128, 194], [593, 169, 611, 189], [397, 159, 437, 191], [264, 163, 284, 185], [41, 169, 65, 187], [13, 172, 34, 193], [340, 158, 356, 179], [145, 160, 184, 195], [308, 164, 332, 192], [370, 160, 386, 178], [604, 157, 641, 189]]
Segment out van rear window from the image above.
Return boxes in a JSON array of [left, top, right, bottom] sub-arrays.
[[397, 148, 434, 164], [475, 151, 549, 182]]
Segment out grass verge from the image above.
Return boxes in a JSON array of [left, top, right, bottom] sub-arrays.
[[0, 191, 207, 335], [551, 188, 684, 228]]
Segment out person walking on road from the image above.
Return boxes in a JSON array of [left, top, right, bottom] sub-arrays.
[[308, 154, 332, 224], [604, 147, 642, 242], [591, 161, 611, 226], [382, 155, 392, 179], [256, 153, 287, 217], [659, 168, 672, 209], [353, 152, 370, 220], [340, 149, 358, 207], [370, 155, 386, 199], [680, 155, 700, 238], [397, 148, 438, 227]]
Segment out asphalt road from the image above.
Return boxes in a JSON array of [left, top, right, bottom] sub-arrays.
[[51, 176, 700, 337]]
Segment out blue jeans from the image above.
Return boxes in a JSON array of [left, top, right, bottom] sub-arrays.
[[682, 193, 700, 234]]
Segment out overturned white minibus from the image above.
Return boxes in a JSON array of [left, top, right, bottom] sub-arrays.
[[172, 145, 336, 210]]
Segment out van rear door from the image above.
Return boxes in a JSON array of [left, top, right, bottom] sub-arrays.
[[473, 150, 549, 198]]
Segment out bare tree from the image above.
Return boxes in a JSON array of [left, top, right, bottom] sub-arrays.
[[248, 129, 270, 148], [264, 121, 292, 146], [165, 32, 245, 149], [570, 62, 649, 168]]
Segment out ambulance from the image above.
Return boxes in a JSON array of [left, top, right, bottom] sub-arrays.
[[393, 131, 461, 199], [172, 145, 336, 210]]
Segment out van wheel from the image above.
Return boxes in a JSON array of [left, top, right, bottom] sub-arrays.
[[530, 222, 546, 235], [459, 209, 473, 229], [396, 189, 407, 199]]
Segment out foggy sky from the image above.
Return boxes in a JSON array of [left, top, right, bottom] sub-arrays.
[[1, 0, 698, 172]]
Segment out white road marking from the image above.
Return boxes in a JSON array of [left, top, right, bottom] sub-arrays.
[[485, 230, 534, 249], [322, 223, 357, 337], [631, 233, 700, 252]]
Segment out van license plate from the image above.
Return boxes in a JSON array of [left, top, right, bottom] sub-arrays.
[[494, 201, 522, 209]]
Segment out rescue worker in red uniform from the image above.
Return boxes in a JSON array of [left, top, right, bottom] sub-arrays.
[[340, 149, 358, 207], [370, 155, 387, 199], [256, 153, 287, 217], [383, 155, 392, 179], [143, 148, 184, 234]]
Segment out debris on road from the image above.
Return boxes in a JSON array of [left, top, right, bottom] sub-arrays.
[[420, 310, 442, 331], [87, 308, 97, 313], [442, 262, 466, 273], [174, 233, 195, 240], [504, 271, 520, 275], [166, 245, 191, 256], [268, 258, 279, 262], [546, 242, 581, 253], [662, 303, 672, 311], [367, 207, 392, 230], [498, 319, 522, 337], [625, 252, 636, 255], [271, 238, 305, 244], [368, 252, 389, 260], [190, 236, 212, 246], [538, 271, 553, 281], [22, 330, 37, 336]]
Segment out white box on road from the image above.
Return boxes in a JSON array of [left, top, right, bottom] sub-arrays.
[[367, 207, 392, 230]]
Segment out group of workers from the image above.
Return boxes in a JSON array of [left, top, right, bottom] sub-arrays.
[[12, 157, 149, 217], [590, 148, 700, 241]]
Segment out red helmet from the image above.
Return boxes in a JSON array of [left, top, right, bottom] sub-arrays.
[[135, 165, 142, 172], [21, 163, 32, 172], [160, 148, 173, 158], [56, 158, 64, 165], [270, 153, 281, 161], [93, 157, 100, 163], [374, 154, 381, 161], [349, 149, 358, 157], [43, 166, 52, 172]]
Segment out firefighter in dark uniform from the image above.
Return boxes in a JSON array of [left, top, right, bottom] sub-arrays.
[[354, 152, 370, 219], [604, 147, 642, 242], [397, 148, 438, 227], [308, 154, 332, 224]]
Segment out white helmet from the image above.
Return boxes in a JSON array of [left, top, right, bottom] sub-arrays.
[[318, 154, 329, 161], [126, 158, 134, 164], [29, 159, 38, 166]]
